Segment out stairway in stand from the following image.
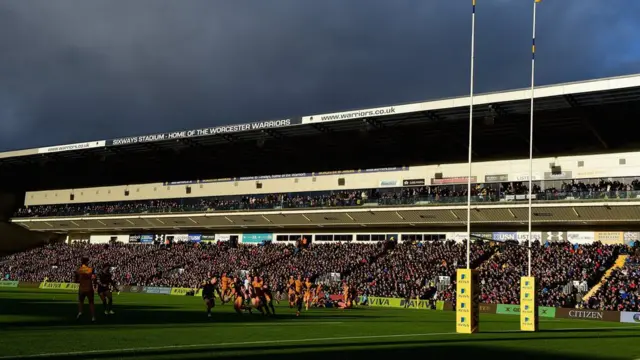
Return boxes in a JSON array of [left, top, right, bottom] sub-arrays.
[[582, 254, 629, 301]]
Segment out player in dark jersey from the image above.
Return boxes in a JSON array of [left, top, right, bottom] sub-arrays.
[[75, 257, 96, 322], [263, 283, 276, 315], [97, 264, 118, 315], [275, 282, 285, 304], [201, 278, 217, 318]]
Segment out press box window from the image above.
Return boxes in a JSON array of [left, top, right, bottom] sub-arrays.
[[424, 234, 446, 241], [334, 234, 353, 242], [402, 234, 422, 242], [356, 234, 371, 241]]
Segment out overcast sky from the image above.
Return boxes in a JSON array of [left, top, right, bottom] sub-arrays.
[[0, 0, 638, 151]]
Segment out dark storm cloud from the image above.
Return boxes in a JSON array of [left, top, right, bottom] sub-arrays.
[[0, 0, 638, 151]]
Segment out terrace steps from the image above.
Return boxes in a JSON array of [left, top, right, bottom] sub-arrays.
[[582, 254, 628, 301]]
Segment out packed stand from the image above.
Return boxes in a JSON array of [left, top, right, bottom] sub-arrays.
[[260, 243, 381, 288], [156, 243, 290, 288], [0, 241, 380, 290], [438, 241, 620, 307], [582, 252, 640, 311], [0, 242, 174, 285], [1, 239, 634, 311], [342, 241, 494, 300]]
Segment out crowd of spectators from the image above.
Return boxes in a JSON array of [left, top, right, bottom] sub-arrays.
[[582, 252, 640, 311], [1, 239, 634, 311], [544, 179, 640, 201], [17, 178, 640, 219], [260, 243, 380, 289], [438, 241, 621, 307], [343, 241, 493, 300], [0, 242, 288, 288], [0, 241, 380, 290]]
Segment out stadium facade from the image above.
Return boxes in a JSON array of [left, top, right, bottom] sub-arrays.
[[3, 74, 640, 251]]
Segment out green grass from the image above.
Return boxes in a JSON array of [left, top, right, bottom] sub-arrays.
[[1, 289, 639, 360]]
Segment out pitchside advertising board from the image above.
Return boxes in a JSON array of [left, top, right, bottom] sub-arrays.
[[619, 312, 640, 324], [170, 288, 202, 296], [367, 297, 446, 310], [39, 282, 79, 290], [495, 304, 556, 318], [143, 287, 172, 295], [0, 281, 19, 288], [456, 269, 479, 334], [555, 308, 620, 322]]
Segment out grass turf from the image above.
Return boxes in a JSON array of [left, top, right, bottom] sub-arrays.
[[1, 289, 639, 360]]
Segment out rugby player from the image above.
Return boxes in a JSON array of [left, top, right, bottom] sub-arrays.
[[262, 282, 276, 315], [75, 257, 96, 322], [97, 263, 118, 315], [220, 273, 232, 304], [287, 276, 296, 308], [312, 283, 323, 307], [303, 277, 313, 311], [201, 277, 217, 318], [294, 275, 303, 316], [252, 276, 269, 315]]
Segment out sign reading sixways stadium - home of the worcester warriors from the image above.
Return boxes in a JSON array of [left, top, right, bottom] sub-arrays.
[[520, 276, 539, 331], [456, 269, 479, 334]]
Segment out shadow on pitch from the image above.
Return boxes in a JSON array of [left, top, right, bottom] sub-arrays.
[[0, 297, 377, 329], [29, 336, 635, 360]]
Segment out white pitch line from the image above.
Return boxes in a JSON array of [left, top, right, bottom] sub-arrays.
[[1, 325, 639, 359], [0, 332, 459, 359], [239, 321, 343, 326]]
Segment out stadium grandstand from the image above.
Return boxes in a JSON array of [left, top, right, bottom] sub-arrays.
[[2, 74, 640, 359], [0, 71, 640, 296]]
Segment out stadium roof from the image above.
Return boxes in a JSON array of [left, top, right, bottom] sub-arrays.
[[3, 73, 640, 192], [2, 73, 640, 163]]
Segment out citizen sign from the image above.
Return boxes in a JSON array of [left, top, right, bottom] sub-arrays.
[[568, 310, 603, 319]]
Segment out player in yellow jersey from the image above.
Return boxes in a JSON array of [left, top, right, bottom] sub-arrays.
[[219, 273, 231, 304], [342, 281, 350, 304], [303, 277, 313, 311], [75, 257, 96, 322], [227, 277, 234, 301], [313, 283, 322, 306], [252, 276, 269, 315], [287, 276, 296, 308]]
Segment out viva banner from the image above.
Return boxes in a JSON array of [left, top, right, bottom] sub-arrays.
[[170, 287, 202, 296], [520, 276, 539, 331], [456, 269, 479, 334], [39, 282, 79, 291], [368, 296, 434, 310]]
